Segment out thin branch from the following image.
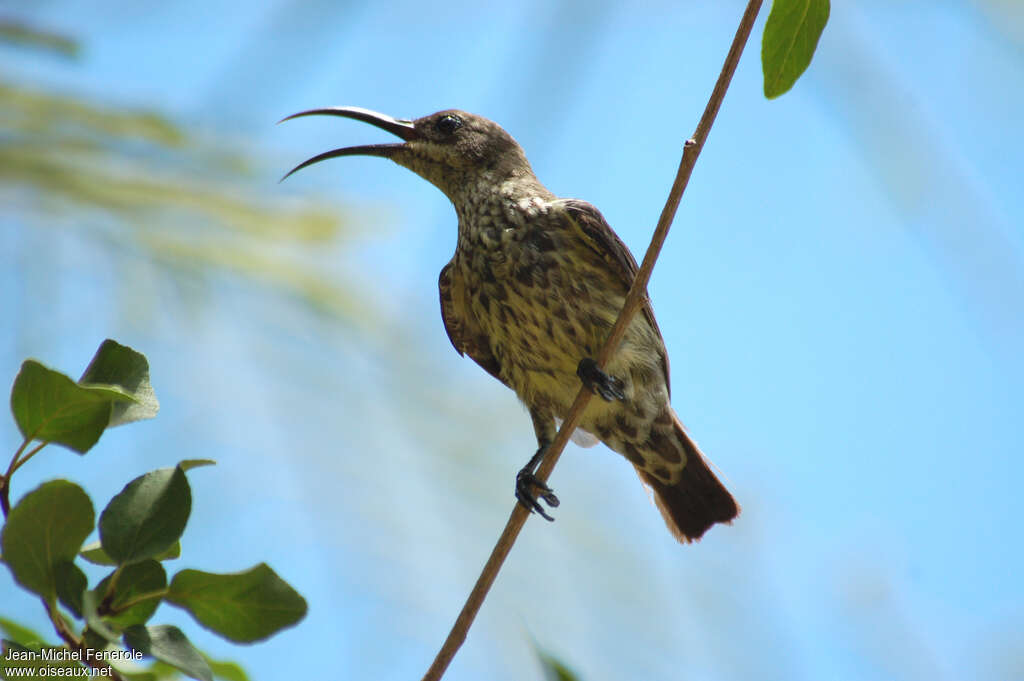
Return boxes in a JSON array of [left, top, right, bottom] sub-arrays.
[[2, 440, 49, 518], [9, 440, 48, 477], [45, 598, 124, 681], [1, 438, 31, 517], [420, 2, 763, 679]]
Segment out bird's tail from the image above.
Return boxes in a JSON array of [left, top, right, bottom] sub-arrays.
[[635, 411, 739, 543]]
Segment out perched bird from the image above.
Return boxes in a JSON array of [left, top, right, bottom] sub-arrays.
[[282, 107, 738, 542]]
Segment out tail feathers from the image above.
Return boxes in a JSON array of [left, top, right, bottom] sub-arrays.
[[637, 415, 739, 543]]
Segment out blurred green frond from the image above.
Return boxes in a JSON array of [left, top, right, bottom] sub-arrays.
[[536, 648, 582, 681], [1, 78, 373, 325], [0, 20, 79, 59]]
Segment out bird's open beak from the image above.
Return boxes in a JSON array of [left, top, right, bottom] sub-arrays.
[[279, 106, 417, 181]]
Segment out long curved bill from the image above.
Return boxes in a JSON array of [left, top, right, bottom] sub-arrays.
[[279, 106, 417, 182]]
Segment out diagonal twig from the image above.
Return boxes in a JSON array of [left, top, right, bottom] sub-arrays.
[[421, 2, 764, 678]]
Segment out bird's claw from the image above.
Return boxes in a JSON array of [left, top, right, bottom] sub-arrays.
[[515, 469, 560, 522], [577, 358, 625, 401]]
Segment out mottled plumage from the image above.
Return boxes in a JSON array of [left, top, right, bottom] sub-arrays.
[[283, 107, 738, 542]]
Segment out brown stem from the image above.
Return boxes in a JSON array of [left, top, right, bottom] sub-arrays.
[[2, 440, 49, 518], [420, 2, 763, 679], [45, 598, 124, 681]]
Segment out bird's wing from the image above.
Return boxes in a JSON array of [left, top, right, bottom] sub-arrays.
[[439, 261, 508, 386], [560, 199, 671, 396]]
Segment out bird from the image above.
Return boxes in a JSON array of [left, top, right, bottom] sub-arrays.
[[281, 106, 738, 542]]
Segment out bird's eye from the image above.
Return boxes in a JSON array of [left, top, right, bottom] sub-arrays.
[[436, 114, 462, 136]]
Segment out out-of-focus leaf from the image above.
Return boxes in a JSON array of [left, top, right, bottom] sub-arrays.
[[0, 78, 376, 327], [206, 657, 250, 681], [54, 560, 87, 618], [177, 459, 215, 472], [536, 648, 583, 681], [10, 360, 135, 454], [0, 20, 79, 58], [0, 617, 48, 647], [99, 467, 190, 565], [1, 481, 94, 601], [123, 625, 213, 681], [762, 0, 830, 98], [166, 564, 307, 643], [79, 339, 159, 426]]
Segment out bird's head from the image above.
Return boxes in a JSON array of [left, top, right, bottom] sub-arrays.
[[280, 107, 536, 200]]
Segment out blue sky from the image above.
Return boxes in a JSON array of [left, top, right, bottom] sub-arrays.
[[2, 2, 1023, 680]]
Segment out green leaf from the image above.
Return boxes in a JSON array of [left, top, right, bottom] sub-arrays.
[[9, 360, 135, 454], [81, 540, 180, 566], [166, 564, 307, 643], [762, 0, 830, 98], [0, 617, 48, 647], [54, 561, 87, 618], [95, 560, 167, 628], [120, 661, 169, 681], [177, 459, 215, 472], [1, 480, 94, 601], [79, 339, 159, 427], [207, 658, 250, 681], [123, 625, 213, 681], [0, 21, 80, 59], [99, 466, 191, 565], [536, 649, 583, 681]]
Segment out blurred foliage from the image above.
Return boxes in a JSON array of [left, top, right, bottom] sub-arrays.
[[0, 77, 375, 326], [0, 20, 79, 59], [2, 341, 302, 681], [535, 647, 582, 681]]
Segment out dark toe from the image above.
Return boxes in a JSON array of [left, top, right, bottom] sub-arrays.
[[577, 358, 626, 401]]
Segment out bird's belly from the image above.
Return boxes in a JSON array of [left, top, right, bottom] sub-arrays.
[[460, 241, 669, 436], [470, 265, 629, 416]]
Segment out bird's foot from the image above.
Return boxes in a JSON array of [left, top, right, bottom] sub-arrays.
[[577, 358, 625, 401], [515, 445, 560, 521]]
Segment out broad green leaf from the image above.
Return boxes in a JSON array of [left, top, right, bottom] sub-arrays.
[[79, 339, 159, 427], [166, 564, 307, 643], [0, 641, 87, 678], [0, 617, 48, 646], [123, 625, 213, 681], [82, 540, 181, 566], [762, 0, 830, 98], [95, 560, 167, 628], [1, 480, 94, 601], [99, 466, 191, 565], [10, 360, 136, 453], [54, 560, 87, 618]]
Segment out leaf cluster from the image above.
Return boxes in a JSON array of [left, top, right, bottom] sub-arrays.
[[1, 341, 307, 681]]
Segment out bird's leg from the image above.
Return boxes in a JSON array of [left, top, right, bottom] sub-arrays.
[[577, 358, 625, 401], [516, 409, 561, 521]]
